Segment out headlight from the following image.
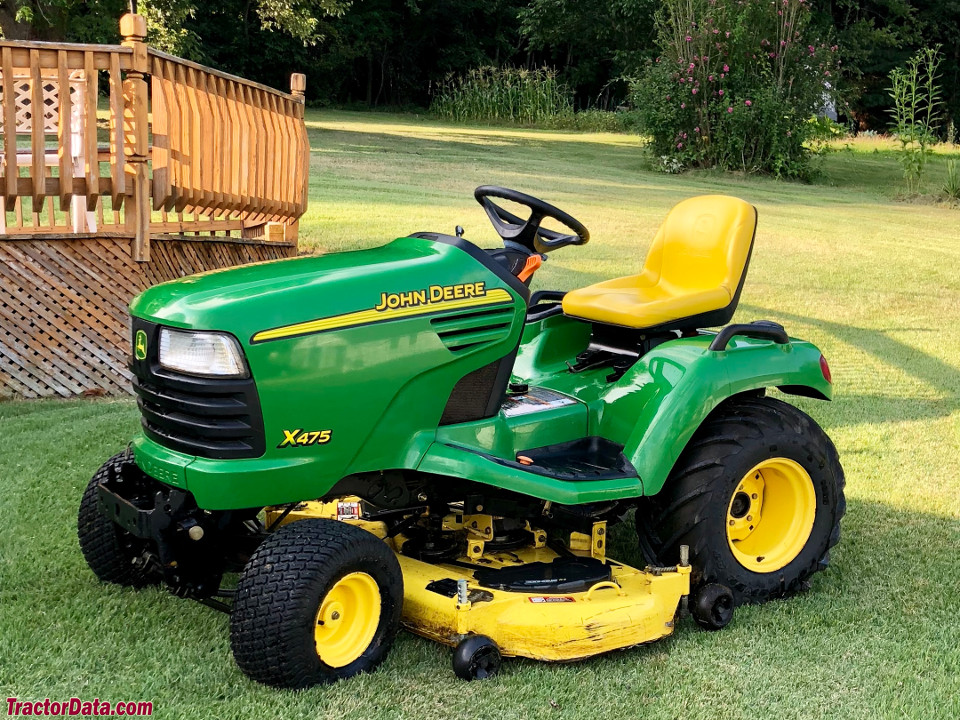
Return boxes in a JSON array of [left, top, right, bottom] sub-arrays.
[[158, 328, 248, 378]]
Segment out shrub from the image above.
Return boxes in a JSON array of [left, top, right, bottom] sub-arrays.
[[888, 46, 943, 195], [630, 0, 839, 179], [430, 67, 574, 125]]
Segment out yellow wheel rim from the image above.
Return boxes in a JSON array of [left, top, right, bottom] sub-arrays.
[[726, 458, 816, 573], [314, 572, 381, 668]]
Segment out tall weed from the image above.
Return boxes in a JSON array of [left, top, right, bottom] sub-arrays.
[[431, 67, 573, 125]]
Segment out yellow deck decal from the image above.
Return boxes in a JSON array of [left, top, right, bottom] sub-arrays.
[[252, 287, 514, 343]]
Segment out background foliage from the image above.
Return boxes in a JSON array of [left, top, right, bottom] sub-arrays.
[[631, 0, 840, 179], [2, 0, 959, 130]]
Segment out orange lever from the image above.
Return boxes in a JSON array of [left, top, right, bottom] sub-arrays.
[[517, 254, 544, 283]]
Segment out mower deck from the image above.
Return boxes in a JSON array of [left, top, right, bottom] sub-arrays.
[[398, 550, 690, 661], [269, 500, 691, 663]]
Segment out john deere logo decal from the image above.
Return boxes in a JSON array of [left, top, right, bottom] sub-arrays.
[[374, 282, 488, 311], [134, 330, 148, 361]]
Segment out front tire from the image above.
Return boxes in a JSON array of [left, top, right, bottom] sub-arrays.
[[230, 518, 403, 689], [636, 396, 845, 605]]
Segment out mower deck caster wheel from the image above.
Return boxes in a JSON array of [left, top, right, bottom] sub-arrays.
[[691, 583, 735, 630], [452, 635, 502, 681]]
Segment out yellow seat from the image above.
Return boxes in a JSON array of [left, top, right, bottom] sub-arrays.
[[562, 195, 757, 330]]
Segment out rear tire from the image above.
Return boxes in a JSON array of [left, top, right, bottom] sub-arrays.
[[77, 452, 157, 588], [230, 518, 403, 689], [636, 395, 845, 605]]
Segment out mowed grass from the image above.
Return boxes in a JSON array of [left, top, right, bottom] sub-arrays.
[[2, 111, 960, 719]]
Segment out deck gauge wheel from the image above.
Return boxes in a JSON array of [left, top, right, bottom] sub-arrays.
[[452, 635, 502, 681], [690, 583, 735, 630]]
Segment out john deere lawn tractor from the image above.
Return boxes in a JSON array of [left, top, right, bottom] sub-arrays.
[[79, 187, 844, 687]]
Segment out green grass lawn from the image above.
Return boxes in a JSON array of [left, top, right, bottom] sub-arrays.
[[2, 111, 959, 719]]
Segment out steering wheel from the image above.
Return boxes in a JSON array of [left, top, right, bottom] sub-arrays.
[[475, 186, 590, 255]]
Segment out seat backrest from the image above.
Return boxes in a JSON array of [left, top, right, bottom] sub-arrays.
[[643, 195, 756, 299]]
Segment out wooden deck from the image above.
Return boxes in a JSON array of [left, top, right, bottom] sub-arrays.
[[0, 14, 309, 398]]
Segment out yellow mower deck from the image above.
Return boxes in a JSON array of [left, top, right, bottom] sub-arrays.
[[398, 550, 690, 661], [268, 499, 691, 662]]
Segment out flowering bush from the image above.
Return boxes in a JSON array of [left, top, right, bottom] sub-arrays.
[[631, 0, 839, 179]]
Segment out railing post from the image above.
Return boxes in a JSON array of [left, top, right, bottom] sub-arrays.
[[289, 73, 306, 251], [121, 13, 150, 262], [290, 73, 306, 103]]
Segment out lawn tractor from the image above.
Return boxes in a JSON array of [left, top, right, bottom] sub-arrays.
[[79, 187, 845, 687]]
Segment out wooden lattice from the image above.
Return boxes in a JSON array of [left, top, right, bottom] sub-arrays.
[[0, 236, 297, 398], [0, 70, 84, 134]]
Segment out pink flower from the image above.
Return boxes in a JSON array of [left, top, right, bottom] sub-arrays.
[[723, 64, 729, 72], [677, 142, 684, 149], [694, 127, 700, 133], [725, 31, 731, 38], [718, 89, 724, 96], [689, 62, 695, 69], [685, 35, 692, 42], [692, 88, 698, 94], [745, 100, 752, 106], [681, 103, 686, 109], [682, 133, 688, 139], [708, 75, 714, 81], [727, 106, 733, 113]]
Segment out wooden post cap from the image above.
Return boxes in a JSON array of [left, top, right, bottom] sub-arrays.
[[290, 73, 306, 98], [120, 13, 147, 40]]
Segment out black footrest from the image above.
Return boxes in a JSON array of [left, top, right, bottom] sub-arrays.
[[514, 437, 636, 481]]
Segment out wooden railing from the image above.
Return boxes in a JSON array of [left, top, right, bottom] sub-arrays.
[[0, 13, 308, 260]]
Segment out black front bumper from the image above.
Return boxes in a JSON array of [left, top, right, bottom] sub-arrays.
[[97, 480, 185, 540], [96, 462, 259, 597]]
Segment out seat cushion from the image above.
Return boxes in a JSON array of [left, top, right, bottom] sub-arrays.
[[563, 276, 732, 329]]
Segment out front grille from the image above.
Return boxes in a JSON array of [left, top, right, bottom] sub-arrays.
[[131, 321, 265, 460]]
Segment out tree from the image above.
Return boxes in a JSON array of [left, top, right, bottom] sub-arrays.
[[520, 0, 658, 107], [2, 0, 128, 42]]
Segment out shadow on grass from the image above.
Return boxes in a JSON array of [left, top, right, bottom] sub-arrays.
[[741, 303, 960, 426]]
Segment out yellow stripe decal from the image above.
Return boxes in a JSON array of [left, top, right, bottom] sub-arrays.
[[252, 288, 514, 343]]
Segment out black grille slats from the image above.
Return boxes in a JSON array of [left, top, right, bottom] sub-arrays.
[[431, 307, 514, 352], [133, 371, 266, 459]]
